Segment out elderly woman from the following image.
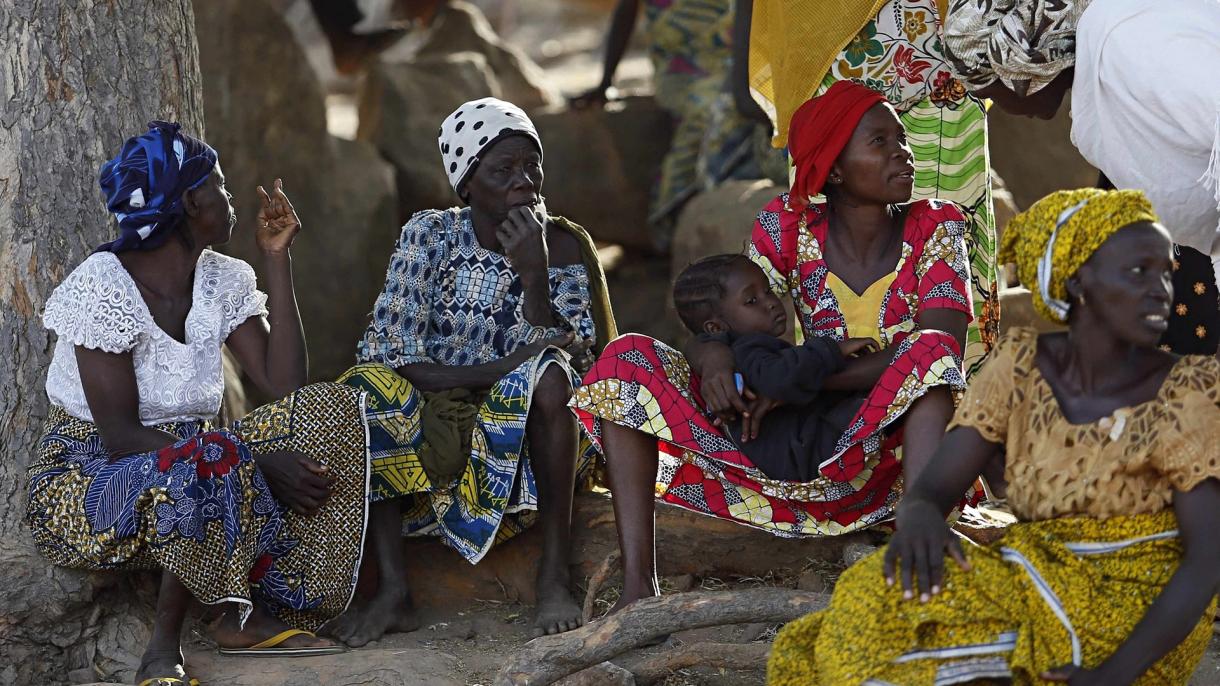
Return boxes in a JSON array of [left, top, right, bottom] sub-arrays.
[[943, 0, 1220, 357], [330, 98, 616, 644], [769, 189, 1220, 685], [573, 82, 987, 611], [26, 122, 370, 685]]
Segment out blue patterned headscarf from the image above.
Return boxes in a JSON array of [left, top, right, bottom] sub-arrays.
[[96, 121, 218, 253]]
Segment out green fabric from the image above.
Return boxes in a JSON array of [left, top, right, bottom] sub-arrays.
[[418, 388, 483, 484], [549, 215, 618, 351]]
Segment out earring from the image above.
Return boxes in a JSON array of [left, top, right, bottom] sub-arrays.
[[1078, 294, 1087, 307]]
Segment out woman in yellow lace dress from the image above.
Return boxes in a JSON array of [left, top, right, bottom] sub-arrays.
[[768, 188, 1220, 685]]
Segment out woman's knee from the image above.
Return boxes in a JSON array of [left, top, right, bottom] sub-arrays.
[[533, 364, 575, 416]]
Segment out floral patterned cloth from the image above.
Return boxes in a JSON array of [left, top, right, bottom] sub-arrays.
[[753, 0, 1000, 375], [769, 330, 1220, 684], [25, 383, 370, 631], [572, 198, 980, 536]]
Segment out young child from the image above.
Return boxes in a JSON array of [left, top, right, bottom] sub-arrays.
[[672, 254, 878, 481]]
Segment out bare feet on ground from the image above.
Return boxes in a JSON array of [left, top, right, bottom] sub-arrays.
[[134, 647, 187, 685], [211, 602, 340, 651], [325, 589, 422, 647], [533, 573, 584, 637], [606, 580, 659, 616]]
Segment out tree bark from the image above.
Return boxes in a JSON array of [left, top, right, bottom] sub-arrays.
[[618, 642, 771, 685], [493, 589, 829, 686], [0, 2, 204, 683]]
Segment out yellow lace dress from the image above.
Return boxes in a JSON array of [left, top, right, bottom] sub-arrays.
[[768, 327, 1220, 685]]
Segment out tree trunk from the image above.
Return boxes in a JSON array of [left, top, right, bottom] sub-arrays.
[[0, 2, 204, 683]]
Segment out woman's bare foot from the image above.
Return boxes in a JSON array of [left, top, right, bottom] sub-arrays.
[[212, 602, 339, 651], [133, 647, 187, 685], [533, 572, 583, 636], [606, 573, 660, 616], [325, 589, 422, 647]]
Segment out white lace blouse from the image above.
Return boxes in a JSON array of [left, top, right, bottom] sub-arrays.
[[42, 249, 268, 425]]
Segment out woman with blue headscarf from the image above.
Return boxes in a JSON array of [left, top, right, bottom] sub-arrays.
[[26, 122, 372, 684]]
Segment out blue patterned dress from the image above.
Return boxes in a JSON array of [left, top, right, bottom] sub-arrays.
[[343, 207, 598, 563]]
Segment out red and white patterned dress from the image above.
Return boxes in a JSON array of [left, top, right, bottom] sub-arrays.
[[572, 196, 981, 536]]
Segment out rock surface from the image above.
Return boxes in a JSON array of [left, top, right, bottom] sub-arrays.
[[409, 1, 558, 110], [195, 0, 399, 384], [998, 287, 1066, 335], [359, 50, 498, 221], [398, 492, 868, 609], [670, 179, 782, 274], [182, 647, 463, 686], [988, 107, 1098, 210], [532, 97, 675, 252]]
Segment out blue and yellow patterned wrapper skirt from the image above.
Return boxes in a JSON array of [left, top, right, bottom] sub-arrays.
[[25, 383, 371, 632], [339, 350, 596, 564], [768, 510, 1214, 685]]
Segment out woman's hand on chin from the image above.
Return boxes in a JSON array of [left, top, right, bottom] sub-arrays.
[[497, 206, 549, 277], [255, 178, 302, 257], [883, 498, 970, 601]]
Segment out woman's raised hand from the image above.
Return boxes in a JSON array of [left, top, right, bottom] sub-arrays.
[[882, 499, 970, 602], [497, 206, 549, 277], [255, 178, 301, 256]]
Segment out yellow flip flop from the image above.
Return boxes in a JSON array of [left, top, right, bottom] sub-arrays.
[[137, 678, 199, 686], [217, 628, 347, 657]]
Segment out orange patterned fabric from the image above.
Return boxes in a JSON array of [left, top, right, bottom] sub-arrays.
[[950, 327, 1220, 521]]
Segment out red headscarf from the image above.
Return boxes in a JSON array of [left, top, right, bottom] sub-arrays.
[[787, 81, 888, 212]]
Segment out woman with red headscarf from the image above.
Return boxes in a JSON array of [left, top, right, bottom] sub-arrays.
[[572, 81, 984, 612]]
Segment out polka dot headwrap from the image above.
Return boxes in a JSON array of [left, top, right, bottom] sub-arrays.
[[1001, 188, 1159, 323], [437, 97, 542, 195]]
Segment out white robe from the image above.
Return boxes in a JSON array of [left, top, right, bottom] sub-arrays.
[[1071, 0, 1220, 278]]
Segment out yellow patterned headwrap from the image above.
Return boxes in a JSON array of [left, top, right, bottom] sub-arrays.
[[1001, 189, 1158, 323]]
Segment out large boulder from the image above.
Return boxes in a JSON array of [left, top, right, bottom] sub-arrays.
[[532, 97, 675, 252], [671, 180, 782, 274], [359, 51, 500, 221], [988, 107, 1098, 209], [195, 0, 398, 385], [998, 287, 1066, 335], [403, 0, 558, 110]]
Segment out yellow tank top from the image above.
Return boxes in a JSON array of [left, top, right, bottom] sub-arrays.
[[825, 271, 898, 344]]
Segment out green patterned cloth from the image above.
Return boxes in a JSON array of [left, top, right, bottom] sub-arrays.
[[762, 0, 1000, 374], [338, 353, 597, 564]]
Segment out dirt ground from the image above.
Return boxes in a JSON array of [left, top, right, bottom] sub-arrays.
[[125, 554, 1220, 686]]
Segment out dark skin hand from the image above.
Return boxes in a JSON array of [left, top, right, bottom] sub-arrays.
[[399, 134, 592, 394], [569, 0, 639, 109], [82, 169, 329, 514], [730, 0, 771, 126], [688, 100, 965, 430]]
